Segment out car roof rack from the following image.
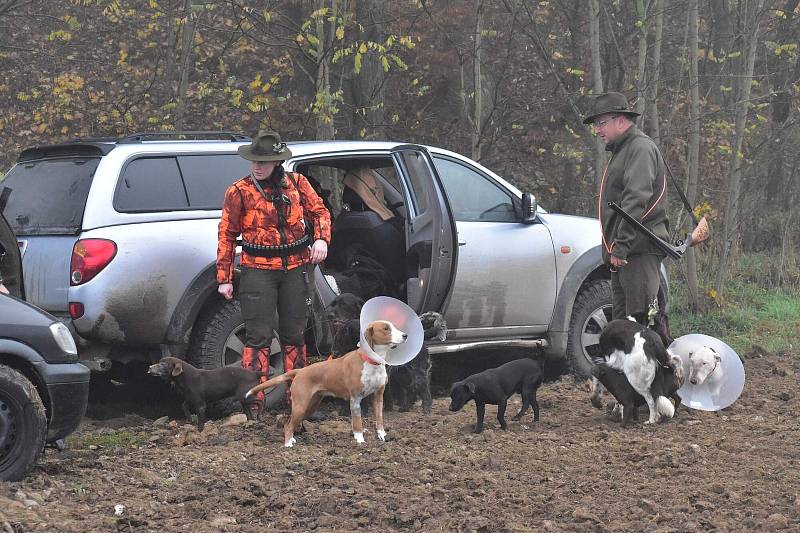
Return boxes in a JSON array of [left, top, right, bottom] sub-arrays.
[[117, 131, 251, 144]]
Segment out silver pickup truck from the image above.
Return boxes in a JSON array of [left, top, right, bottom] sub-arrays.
[[2, 132, 631, 397]]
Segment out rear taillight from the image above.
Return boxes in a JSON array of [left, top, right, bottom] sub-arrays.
[[69, 302, 84, 319], [70, 239, 117, 285]]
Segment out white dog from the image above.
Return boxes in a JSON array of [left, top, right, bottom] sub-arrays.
[[688, 345, 721, 386]]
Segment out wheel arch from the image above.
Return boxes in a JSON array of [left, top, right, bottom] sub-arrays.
[[0, 341, 51, 423], [163, 261, 227, 358], [545, 246, 609, 359]]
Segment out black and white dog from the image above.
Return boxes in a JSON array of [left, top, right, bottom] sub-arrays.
[[326, 293, 445, 414], [590, 318, 683, 424]]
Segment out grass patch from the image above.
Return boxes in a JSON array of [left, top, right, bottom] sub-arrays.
[[668, 254, 800, 355], [70, 430, 147, 450]]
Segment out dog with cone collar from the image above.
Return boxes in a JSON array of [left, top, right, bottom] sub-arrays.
[[246, 320, 407, 447]]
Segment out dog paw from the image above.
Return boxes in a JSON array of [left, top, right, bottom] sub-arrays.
[[284, 437, 296, 448], [353, 432, 365, 444], [377, 429, 387, 441]]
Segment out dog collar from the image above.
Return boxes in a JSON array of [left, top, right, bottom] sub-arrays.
[[359, 350, 382, 366]]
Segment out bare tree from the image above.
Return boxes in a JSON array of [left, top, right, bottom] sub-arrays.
[[714, 0, 767, 297], [685, 0, 701, 310], [175, 0, 199, 130], [646, 0, 663, 144], [351, 0, 386, 140], [470, 0, 484, 161], [589, 0, 606, 183], [634, 0, 649, 119], [314, 0, 336, 141]]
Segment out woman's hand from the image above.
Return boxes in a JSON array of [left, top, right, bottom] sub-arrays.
[[218, 283, 234, 300], [0, 283, 8, 295], [310, 239, 328, 264]]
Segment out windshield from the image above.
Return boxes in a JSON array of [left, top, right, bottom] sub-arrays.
[[1, 157, 98, 235]]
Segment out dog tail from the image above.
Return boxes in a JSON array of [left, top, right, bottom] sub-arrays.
[[656, 395, 675, 419], [245, 369, 300, 399]]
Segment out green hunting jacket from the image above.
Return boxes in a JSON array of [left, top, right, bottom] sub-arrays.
[[598, 124, 670, 265]]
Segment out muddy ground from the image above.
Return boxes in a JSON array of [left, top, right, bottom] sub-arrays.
[[1, 348, 799, 532]]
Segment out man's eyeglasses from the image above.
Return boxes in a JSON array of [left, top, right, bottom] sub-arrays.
[[594, 115, 619, 128]]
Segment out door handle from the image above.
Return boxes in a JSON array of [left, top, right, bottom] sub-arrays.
[[458, 239, 466, 246]]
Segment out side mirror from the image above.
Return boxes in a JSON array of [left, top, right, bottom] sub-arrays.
[[521, 193, 537, 223]]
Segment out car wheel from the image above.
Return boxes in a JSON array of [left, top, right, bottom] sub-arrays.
[[566, 279, 613, 378], [0, 365, 47, 482], [188, 298, 285, 410]]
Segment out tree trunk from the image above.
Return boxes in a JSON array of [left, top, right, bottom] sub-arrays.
[[765, 0, 799, 208], [175, 0, 198, 130], [647, 0, 662, 143], [589, 0, 606, 184], [634, 0, 648, 121], [686, 0, 701, 310], [314, 0, 335, 141], [472, 0, 484, 161], [351, 0, 386, 140], [714, 0, 766, 298]]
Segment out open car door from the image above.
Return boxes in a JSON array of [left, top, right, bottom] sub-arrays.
[[0, 189, 25, 300], [391, 146, 457, 314]]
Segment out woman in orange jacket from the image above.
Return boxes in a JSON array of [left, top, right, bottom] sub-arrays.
[[217, 130, 331, 415]]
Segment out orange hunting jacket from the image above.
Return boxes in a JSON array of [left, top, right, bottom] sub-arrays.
[[216, 172, 332, 283]]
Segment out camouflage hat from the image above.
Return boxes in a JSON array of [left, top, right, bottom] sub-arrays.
[[583, 92, 640, 124], [238, 130, 293, 162]]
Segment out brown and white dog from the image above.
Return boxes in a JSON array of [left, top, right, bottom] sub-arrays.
[[246, 320, 408, 447]]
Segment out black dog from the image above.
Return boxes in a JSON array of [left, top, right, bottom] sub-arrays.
[[383, 311, 445, 414], [591, 361, 683, 427], [449, 357, 543, 433], [326, 293, 443, 414], [326, 292, 365, 357], [148, 357, 265, 431]]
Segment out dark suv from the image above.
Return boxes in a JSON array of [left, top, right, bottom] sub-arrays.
[[1, 210, 89, 481]]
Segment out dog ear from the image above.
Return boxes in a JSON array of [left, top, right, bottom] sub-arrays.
[[466, 382, 476, 395], [171, 361, 183, 377], [365, 325, 375, 349]]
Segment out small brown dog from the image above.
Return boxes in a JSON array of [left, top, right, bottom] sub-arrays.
[[247, 320, 407, 447], [148, 357, 266, 430]]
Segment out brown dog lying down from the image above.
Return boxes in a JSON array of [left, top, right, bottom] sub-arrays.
[[148, 357, 266, 431], [246, 320, 407, 447]]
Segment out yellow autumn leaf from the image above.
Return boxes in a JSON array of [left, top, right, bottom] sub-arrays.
[[336, 26, 344, 40]]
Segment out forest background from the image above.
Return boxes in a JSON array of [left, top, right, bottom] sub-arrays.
[[0, 0, 798, 344]]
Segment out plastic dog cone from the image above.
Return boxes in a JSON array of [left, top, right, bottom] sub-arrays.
[[359, 296, 423, 365], [669, 333, 745, 411]]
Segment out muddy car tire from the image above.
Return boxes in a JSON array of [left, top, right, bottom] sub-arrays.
[[188, 298, 285, 412], [566, 279, 613, 378], [0, 365, 47, 482]]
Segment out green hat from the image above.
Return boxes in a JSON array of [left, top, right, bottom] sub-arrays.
[[583, 92, 640, 124], [238, 130, 293, 161]]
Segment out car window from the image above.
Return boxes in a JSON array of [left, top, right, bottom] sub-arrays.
[[296, 159, 403, 219], [434, 157, 516, 222], [115, 157, 189, 212], [177, 154, 250, 209], [1, 157, 98, 235]]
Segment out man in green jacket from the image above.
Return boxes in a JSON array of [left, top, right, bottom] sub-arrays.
[[584, 92, 669, 324]]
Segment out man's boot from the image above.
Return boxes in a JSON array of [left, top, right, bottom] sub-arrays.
[[242, 346, 266, 419]]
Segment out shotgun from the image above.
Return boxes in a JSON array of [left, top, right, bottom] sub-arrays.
[[607, 202, 708, 260]]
